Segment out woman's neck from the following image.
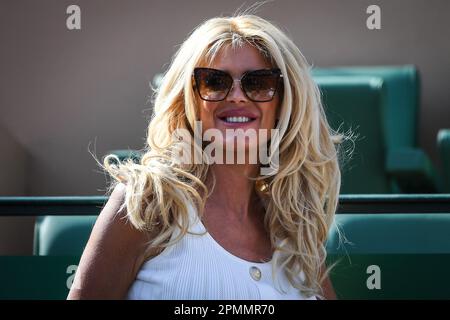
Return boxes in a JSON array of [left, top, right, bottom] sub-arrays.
[[205, 163, 262, 222]]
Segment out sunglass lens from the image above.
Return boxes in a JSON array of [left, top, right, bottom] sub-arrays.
[[242, 70, 280, 102], [196, 69, 232, 101]]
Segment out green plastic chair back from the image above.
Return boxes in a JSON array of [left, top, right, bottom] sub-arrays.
[[326, 213, 450, 299], [313, 66, 440, 193], [313, 65, 419, 151], [316, 76, 388, 193], [34, 216, 97, 256]]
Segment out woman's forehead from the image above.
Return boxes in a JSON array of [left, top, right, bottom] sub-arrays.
[[204, 43, 273, 76]]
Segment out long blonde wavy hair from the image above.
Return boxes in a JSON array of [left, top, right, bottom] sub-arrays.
[[102, 14, 342, 298]]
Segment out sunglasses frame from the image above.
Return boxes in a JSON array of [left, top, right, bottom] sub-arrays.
[[193, 67, 283, 102]]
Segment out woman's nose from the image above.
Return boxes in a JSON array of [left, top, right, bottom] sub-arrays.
[[226, 80, 248, 103]]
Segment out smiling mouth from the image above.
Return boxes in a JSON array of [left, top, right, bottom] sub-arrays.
[[219, 116, 256, 123]]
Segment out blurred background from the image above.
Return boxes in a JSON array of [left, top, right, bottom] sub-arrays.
[[1, 0, 450, 197], [0, 1, 449, 254]]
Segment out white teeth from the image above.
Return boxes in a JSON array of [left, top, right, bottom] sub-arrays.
[[224, 116, 252, 123]]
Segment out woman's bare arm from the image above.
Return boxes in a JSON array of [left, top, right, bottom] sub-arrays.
[[67, 183, 150, 299], [321, 275, 337, 300]]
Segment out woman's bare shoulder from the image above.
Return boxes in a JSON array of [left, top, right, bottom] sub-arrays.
[[90, 183, 148, 244], [67, 183, 152, 299]]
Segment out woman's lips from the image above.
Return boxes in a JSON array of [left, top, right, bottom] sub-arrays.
[[215, 108, 259, 119], [217, 116, 257, 128], [215, 108, 259, 128]]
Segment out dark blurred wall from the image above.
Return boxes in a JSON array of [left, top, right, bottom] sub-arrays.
[[1, 0, 449, 196], [0, 125, 34, 254]]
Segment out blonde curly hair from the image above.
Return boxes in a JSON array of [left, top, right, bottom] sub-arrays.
[[102, 14, 343, 298]]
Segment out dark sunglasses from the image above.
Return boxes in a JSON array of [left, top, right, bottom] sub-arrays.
[[193, 67, 283, 102]]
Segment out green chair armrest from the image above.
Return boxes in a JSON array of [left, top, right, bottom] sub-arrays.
[[386, 147, 438, 193]]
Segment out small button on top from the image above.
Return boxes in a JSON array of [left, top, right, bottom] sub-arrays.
[[249, 266, 262, 281]]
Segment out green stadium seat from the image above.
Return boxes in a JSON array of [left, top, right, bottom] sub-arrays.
[[313, 66, 420, 151], [313, 66, 440, 193], [437, 129, 450, 192], [316, 76, 387, 193], [326, 213, 450, 299], [34, 216, 97, 256]]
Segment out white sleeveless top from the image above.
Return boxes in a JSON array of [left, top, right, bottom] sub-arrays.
[[126, 199, 316, 300]]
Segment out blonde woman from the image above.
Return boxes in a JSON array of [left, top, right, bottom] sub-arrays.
[[68, 14, 341, 300]]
